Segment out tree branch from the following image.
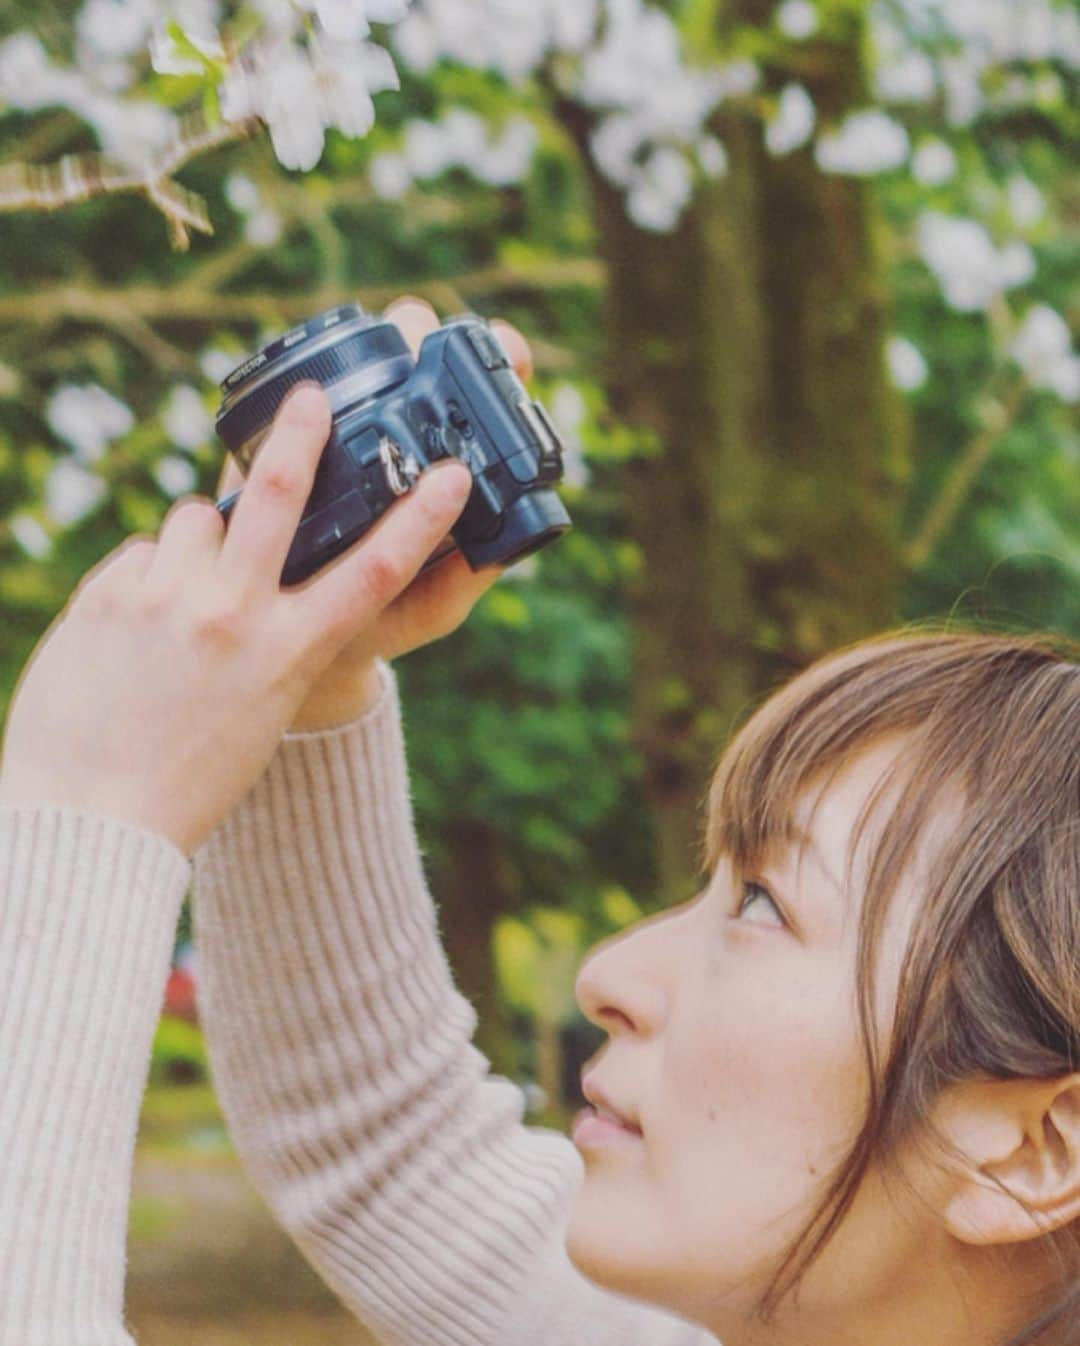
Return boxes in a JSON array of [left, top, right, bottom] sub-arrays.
[[0, 106, 260, 249], [904, 379, 1029, 571], [0, 258, 606, 329]]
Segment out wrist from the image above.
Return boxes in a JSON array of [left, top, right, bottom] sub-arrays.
[[289, 662, 383, 732]]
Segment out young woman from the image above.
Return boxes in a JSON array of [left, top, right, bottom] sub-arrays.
[[0, 302, 1076, 1346]]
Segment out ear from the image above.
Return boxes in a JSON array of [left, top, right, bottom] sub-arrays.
[[933, 1075, 1080, 1246]]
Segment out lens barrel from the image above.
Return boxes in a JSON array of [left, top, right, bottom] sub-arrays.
[[216, 304, 413, 468]]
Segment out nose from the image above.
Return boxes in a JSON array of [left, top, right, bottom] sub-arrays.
[[574, 906, 685, 1039]]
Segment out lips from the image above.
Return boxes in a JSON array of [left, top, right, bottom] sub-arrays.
[[580, 1073, 643, 1136]]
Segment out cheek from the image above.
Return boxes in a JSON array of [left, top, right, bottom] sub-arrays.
[[664, 955, 868, 1194], [618, 957, 867, 1305], [565, 944, 874, 1322]]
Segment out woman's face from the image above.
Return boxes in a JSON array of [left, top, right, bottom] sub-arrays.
[[566, 736, 951, 1337]]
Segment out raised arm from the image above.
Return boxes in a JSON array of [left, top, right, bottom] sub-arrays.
[[0, 808, 190, 1345], [192, 663, 712, 1346], [0, 368, 480, 1344]]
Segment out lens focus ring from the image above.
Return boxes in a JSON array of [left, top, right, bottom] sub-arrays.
[[216, 322, 411, 457]]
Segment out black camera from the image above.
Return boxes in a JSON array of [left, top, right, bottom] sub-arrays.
[[214, 303, 572, 586]]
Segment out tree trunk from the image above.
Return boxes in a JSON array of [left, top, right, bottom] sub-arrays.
[[561, 7, 909, 901], [435, 818, 521, 1075]]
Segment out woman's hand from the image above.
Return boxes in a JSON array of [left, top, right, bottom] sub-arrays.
[[219, 297, 535, 732], [0, 381, 474, 857]]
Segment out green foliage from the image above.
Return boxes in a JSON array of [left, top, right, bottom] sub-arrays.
[[150, 1016, 209, 1087], [493, 906, 584, 1025]]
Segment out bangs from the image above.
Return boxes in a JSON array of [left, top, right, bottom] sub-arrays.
[[703, 631, 955, 884], [703, 628, 1080, 891]]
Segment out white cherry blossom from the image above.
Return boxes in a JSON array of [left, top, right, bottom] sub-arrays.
[[370, 151, 411, 198], [364, 0, 411, 19], [150, 23, 224, 76], [78, 0, 156, 59], [478, 119, 538, 186], [1007, 177, 1046, 230], [589, 114, 638, 186], [200, 347, 241, 385], [917, 214, 1035, 313], [627, 147, 693, 234], [312, 0, 373, 42], [549, 0, 600, 52], [776, 1, 818, 41], [45, 459, 108, 528], [911, 139, 957, 187], [696, 137, 728, 179], [92, 97, 177, 166], [1012, 307, 1080, 403], [397, 111, 536, 187], [257, 46, 326, 170], [154, 455, 200, 498], [225, 172, 261, 214], [163, 385, 214, 450], [9, 516, 53, 561], [549, 383, 589, 489], [875, 52, 936, 104], [887, 337, 929, 392], [246, 206, 284, 244], [404, 118, 455, 178], [46, 384, 134, 463], [765, 85, 815, 158], [816, 110, 909, 177]]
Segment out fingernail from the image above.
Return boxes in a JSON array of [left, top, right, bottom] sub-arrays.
[[280, 383, 327, 427]]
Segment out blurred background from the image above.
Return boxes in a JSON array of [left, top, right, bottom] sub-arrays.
[[1, 0, 1078, 1340]]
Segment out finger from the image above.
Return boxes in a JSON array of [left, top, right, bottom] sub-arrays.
[[384, 296, 440, 357], [378, 549, 502, 661], [149, 496, 224, 586], [71, 533, 156, 603], [490, 320, 534, 382], [218, 383, 331, 593], [294, 461, 472, 654], [216, 454, 245, 499]]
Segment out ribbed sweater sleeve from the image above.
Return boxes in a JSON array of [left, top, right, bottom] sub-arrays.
[[0, 807, 191, 1346], [192, 664, 713, 1346]]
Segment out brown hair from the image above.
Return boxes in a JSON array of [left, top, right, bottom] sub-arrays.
[[703, 626, 1079, 1343]]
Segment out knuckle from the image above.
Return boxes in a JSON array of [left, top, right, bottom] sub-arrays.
[[257, 461, 307, 501], [115, 534, 156, 566], [81, 579, 120, 619], [136, 583, 171, 621], [122, 537, 158, 569], [191, 599, 247, 650], [360, 552, 404, 607], [307, 614, 349, 664], [163, 496, 218, 532], [74, 536, 153, 611]]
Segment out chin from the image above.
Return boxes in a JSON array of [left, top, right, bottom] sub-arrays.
[[565, 1185, 770, 1332], [565, 1185, 640, 1293], [564, 1187, 675, 1308]]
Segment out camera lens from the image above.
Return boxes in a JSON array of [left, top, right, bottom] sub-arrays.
[[216, 304, 414, 470]]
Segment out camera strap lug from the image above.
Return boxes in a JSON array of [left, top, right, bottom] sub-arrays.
[[379, 436, 421, 496]]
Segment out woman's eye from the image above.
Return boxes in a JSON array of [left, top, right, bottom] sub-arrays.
[[735, 880, 785, 928]]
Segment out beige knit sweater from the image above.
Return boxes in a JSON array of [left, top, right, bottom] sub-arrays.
[[0, 663, 713, 1346]]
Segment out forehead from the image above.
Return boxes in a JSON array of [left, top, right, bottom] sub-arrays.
[[788, 734, 964, 911], [792, 739, 909, 854]]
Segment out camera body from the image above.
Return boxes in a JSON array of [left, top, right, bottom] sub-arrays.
[[215, 304, 571, 586]]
